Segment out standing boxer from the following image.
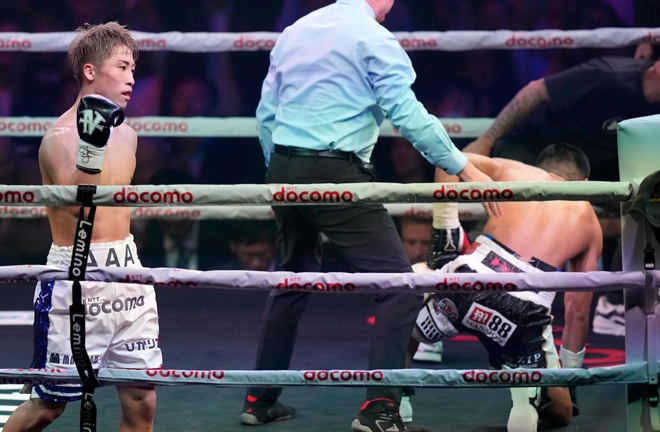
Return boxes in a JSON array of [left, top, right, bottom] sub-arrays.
[[4, 22, 162, 432]]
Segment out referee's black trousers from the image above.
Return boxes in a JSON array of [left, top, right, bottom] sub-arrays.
[[247, 151, 423, 405]]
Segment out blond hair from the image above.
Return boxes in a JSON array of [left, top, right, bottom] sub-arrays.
[[68, 22, 138, 85]]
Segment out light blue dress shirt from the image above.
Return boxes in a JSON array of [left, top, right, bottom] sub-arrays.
[[256, 0, 468, 175]]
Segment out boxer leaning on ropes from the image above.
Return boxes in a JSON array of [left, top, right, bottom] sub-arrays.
[[412, 143, 602, 432]]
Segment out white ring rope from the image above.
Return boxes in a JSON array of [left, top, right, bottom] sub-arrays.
[[0, 28, 657, 52], [0, 265, 654, 294], [0, 182, 633, 207], [0, 117, 487, 138], [0, 364, 647, 388]]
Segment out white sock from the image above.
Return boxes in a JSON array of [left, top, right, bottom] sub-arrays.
[[508, 387, 539, 432], [559, 346, 586, 369], [432, 202, 460, 229]]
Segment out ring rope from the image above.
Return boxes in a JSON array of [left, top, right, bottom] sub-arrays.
[[1, 22, 654, 432], [0, 203, 486, 220], [0, 363, 648, 388], [0, 117, 489, 138], [0, 28, 657, 52], [0, 265, 654, 294], [0, 181, 633, 207]]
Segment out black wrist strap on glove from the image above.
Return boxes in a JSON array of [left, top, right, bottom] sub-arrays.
[[427, 226, 470, 270]]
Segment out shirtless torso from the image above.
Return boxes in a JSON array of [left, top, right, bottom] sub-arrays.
[[464, 154, 602, 272], [39, 104, 136, 246]]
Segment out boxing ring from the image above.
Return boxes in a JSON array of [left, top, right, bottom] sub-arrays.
[[0, 27, 659, 431]]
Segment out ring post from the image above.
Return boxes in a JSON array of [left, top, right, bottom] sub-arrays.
[[618, 115, 660, 431]]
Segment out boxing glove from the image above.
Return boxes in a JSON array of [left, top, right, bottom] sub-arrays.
[[427, 225, 471, 270], [76, 94, 125, 173]]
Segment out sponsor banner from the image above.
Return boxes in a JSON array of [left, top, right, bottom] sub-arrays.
[[0, 29, 657, 52], [0, 364, 646, 387], [0, 264, 650, 294]]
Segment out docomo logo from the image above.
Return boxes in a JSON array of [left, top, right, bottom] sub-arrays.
[[125, 119, 188, 133], [0, 206, 46, 217], [132, 207, 202, 220], [303, 370, 384, 382], [123, 275, 197, 287], [403, 207, 432, 219], [85, 296, 145, 317], [433, 185, 513, 201], [397, 37, 438, 50], [443, 123, 462, 134], [0, 190, 35, 204], [0, 39, 31, 50], [277, 277, 357, 292], [641, 32, 660, 45], [273, 186, 354, 203], [233, 35, 276, 50], [463, 369, 543, 384], [435, 277, 517, 292], [137, 39, 167, 49], [146, 369, 225, 380], [0, 120, 51, 134], [505, 33, 574, 48], [0, 368, 71, 387], [114, 187, 194, 204]]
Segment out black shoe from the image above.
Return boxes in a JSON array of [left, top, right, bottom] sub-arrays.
[[240, 396, 296, 426], [351, 398, 407, 432], [569, 386, 580, 416]]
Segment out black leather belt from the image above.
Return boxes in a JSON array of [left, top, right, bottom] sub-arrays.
[[274, 144, 355, 161]]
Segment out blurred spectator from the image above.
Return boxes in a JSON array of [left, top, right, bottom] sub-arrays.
[[120, 0, 168, 117], [374, 136, 435, 184], [161, 75, 220, 179], [454, 50, 517, 117], [68, 0, 121, 25], [0, 19, 24, 118], [205, 0, 244, 116], [0, 138, 52, 265], [130, 137, 174, 251], [133, 137, 173, 185], [216, 220, 279, 271], [229, 0, 284, 116], [579, 0, 631, 59], [475, 0, 513, 31], [53, 80, 80, 116], [275, 0, 333, 31], [396, 215, 432, 265], [139, 168, 202, 270]]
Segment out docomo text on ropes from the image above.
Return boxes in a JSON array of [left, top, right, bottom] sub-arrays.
[[0, 117, 491, 138], [0, 265, 649, 295], [0, 363, 647, 387], [0, 28, 658, 52], [0, 182, 633, 207]]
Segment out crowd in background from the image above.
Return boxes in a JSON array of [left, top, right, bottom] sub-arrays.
[[0, 0, 650, 267]]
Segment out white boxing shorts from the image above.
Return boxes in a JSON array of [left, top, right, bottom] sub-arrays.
[[414, 235, 561, 371], [29, 235, 162, 402]]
